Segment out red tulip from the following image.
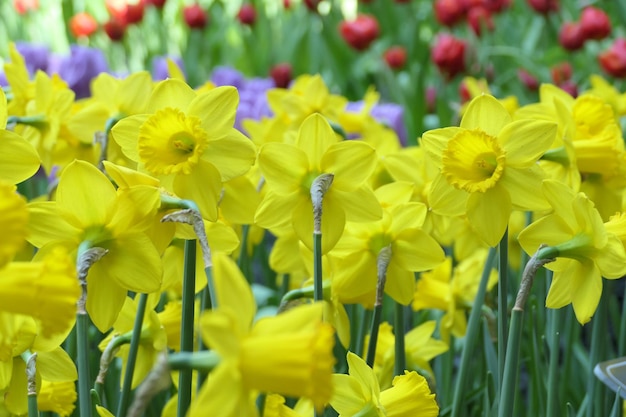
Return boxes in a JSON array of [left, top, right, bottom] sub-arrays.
[[599, 38, 626, 78], [526, 0, 558, 14], [518, 69, 539, 91], [303, 0, 322, 12], [467, 6, 494, 36], [384, 46, 407, 70], [270, 63, 293, 88], [434, 0, 465, 26], [238, 4, 257, 26], [13, 0, 38, 14], [183, 3, 208, 29], [425, 86, 437, 113], [339, 14, 380, 51], [580, 6, 611, 41], [145, 0, 166, 8], [431, 33, 467, 79], [103, 19, 126, 41], [559, 22, 585, 51], [550, 62, 572, 85], [70, 12, 98, 37], [124, 1, 145, 25], [559, 80, 578, 98]]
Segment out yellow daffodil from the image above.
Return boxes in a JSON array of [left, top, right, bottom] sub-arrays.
[[111, 79, 256, 221], [99, 295, 167, 388], [365, 321, 448, 390], [0, 181, 28, 267], [422, 94, 557, 247], [37, 380, 76, 416], [0, 89, 40, 184], [332, 182, 445, 305], [256, 113, 381, 254], [189, 253, 335, 416], [330, 351, 439, 417], [584, 74, 626, 117], [26, 160, 162, 331], [413, 250, 498, 342], [518, 180, 626, 324]]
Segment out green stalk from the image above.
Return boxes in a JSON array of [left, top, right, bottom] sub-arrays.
[[76, 312, 92, 417], [498, 247, 556, 417], [587, 283, 609, 417], [450, 246, 496, 417], [116, 293, 149, 417], [366, 246, 392, 368], [619, 283, 626, 355], [168, 350, 221, 372], [237, 224, 251, 282], [313, 232, 323, 301], [498, 228, 509, 393], [547, 279, 562, 417], [394, 302, 406, 376], [25, 353, 38, 417], [356, 309, 373, 357], [28, 393, 38, 417], [177, 239, 197, 417]]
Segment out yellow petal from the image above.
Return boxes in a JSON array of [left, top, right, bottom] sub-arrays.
[[297, 114, 339, 170], [460, 94, 511, 136], [36, 347, 78, 381], [0, 131, 40, 184], [212, 252, 256, 332], [117, 71, 152, 114], [466, 184, 511, 247], [148, 79, 196, 113], [27, 202, 80, 248], [428, 174, 467, 217], [188, 86, 238, 138], [321, 141, 377, 190], [255, 190, 300, 231], [173, 159, 222, 222], [258, 142, 308, 195], [500, 166, 549, 211], [331, 186, 382, 223], [86, 264, 131, 332], [111, 114, 149, 162], [499, 120, 556, 168], [202, 130, 256, 181], [56, 160, 117, 230], [292, 194, 346, 254]]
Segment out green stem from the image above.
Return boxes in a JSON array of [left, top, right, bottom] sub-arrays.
[[356, 308, 373, 358], [76, 313, 93, 417], [547, 272, 562, 417], [587, 282, 609, 417], [313, 232, 323, 302], [28, 393, 38, 417], [450, 246, 496, 417], [394, 302, 406, 376], [366, 304, 383, 367], [498, 309, 523, 417], [237, 224, 251, 282], [205, 265, 217, 309], [498, 228, 509, 394], [619, 283, 626, 355], [168, 350, 221, 372], [117, 293, 149, 417], [177, 239, 197, 417]]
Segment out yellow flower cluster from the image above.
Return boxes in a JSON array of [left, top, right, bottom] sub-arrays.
[[3, 40, 626, 417]]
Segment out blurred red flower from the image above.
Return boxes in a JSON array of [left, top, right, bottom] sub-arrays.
[[303, 0, 322, 12], [550, 62, 572, 85], [145, 0, 166, 8], [434, 0, 465, 27], [517, 69, 539, 91], [559, 21, 585, 51], [125, 1, 145, 24], [103, 19, 126, 41], [599, 38, 626, 78], [467, 6, 494, 36], [13, 0, 38, 14], [384, 46, 407, 70], [183, 3, 208, 29], [339, 14, 380, 51], [431, 33, 467, 79], [70, 12, 98, 38], [238, 4, 257, 26], [270, 63, 293, 88], [580, 6, 611, 41], [526, 0, 558, 14]]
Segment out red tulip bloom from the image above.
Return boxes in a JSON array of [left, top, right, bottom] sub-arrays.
[[559, 22, 585, 51], [70, 12, 98, 37], [339, 14, 380, 51], [431, 33, 467, 79], [124, 1, 145, 24], [467, 6, 494, 36], [238, 4, 257, 26], [599, 38, 626, 78], [303, 0, 321, 12], [550, 62, 572, 85], [145, 0, 166, 8], [384, 46, 407, 70], [434, 0, 465, 26], [13, 0, 38, 14], [526, 0, 558, 14], [103, 19, 126, 41], [559, 80, 578, 97], [270, 63, 293, 88], [580, 6, 611, 41], [183, 3, 208, 29], [518, 69, 539, 91]]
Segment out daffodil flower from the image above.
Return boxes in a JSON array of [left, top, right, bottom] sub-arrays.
[[256, 113, 381, 254], [422, 94, 557, 247], [26, 160, 162, 332], [111, 79, 257, 221], [518, 180, 626, 324], [330, 351, 439, 417]]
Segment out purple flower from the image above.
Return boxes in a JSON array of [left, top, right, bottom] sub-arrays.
[[370, 103, 407, 146], [47, 45, 109, 99], [15, 42, 50, 74], [211, 66, 245, 88], [152, 55, 185, 80]]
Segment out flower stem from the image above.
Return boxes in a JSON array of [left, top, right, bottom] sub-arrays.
[[497, 228, 509, 393], [310, 173, 334, 303], [25, 353, 38, 417], [450, 246, 496, 417], [587, 283, 609, 417], [546, 271, 562, 417], [117, 293, 149, 417], [356, 308, 373, 357], [498, 246, 555, 417], [313, 232, 323, 301], [76, 312, 93, 417], [366, 246, 392, 367], [237, 224, 251, 282], [394, 301, 406, 376], [177, 239, 196, 417]]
